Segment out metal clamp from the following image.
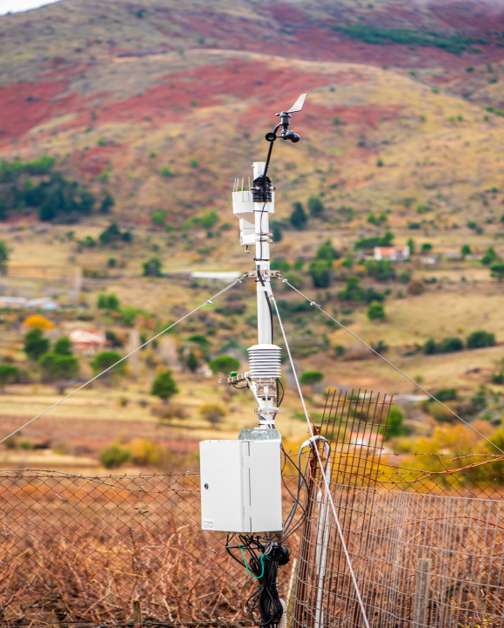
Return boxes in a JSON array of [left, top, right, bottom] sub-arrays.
[[245, 270, 282, 279]]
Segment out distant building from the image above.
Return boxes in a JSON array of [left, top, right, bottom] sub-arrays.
[[374, 246, 409, 262], [0, 296, 57, 310], [69, 329, 109, 355], [0, 297, 28, 309], [350, 432, 384, 447]]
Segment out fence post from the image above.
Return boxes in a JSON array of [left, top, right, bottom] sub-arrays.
[[133, 599, 142, 628], [286, 557, 298, 627], [411, 558, 431, 627]]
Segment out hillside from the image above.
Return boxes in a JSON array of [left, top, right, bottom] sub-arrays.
[[0, 0, 504, 469]]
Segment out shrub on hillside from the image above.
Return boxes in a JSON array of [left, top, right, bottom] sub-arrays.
[[407, 280, 424, 295], [39, 353, 79, 383], [142, 257, 162, 277], [354, 230, 394, 250], [0, 364, 19, 391], [380, 405, 405, 439], [365, 259, 395, 281], [466, 330, 496, 349], [91, 351, 125, 376], [209, 355, 240, 375], [151, 369, 178, 403], [97, 293, 120, 310], [307, 196, 324, 217], [23, 328, 50, 360], [100, 444, 131, 469], [309, 260, 331, 288], [290, 202, 307, 230], [490, 263, 504, 282], [299, 370, 324, 386], [481, 246, 498, 265], [367, 302, 386, 320], [99, 222, 131, 245], [0, 240, 8, 271], [199, 402, 227, 428]]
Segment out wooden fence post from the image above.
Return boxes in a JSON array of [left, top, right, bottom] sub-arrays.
[[411, 558, 431, 627], [133, 599, 142, 628]]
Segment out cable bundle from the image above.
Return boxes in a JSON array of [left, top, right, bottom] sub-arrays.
[[226, 535, 289, 627]]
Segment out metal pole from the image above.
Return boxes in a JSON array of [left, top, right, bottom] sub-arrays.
[[253, 161, 272, 346]]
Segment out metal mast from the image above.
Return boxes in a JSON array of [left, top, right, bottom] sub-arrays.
[[229, 94, 307, 431]]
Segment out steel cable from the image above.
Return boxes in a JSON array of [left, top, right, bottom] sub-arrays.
[[282, 278, 504, 455], [0, 274, 248, 446]]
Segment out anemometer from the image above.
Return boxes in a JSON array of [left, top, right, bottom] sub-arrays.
[[200, 95, 307, 628]]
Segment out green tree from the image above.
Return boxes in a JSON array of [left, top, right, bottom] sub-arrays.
[[380, 405, 405, 439], [199, 210, 219, 229], [300, 370, 324, 386], [54, 336, 73, 355], [421, 242, 433, 253], [407, 238, 415, 255], [0, 365, 18, 392], [39, 353, 79, 383], [23, 328, 50, 360], [99, 222, 129, 245], [290, 202, 307, 230], [151, 208, 167, 226], [142, 257, 162, 277], [97, 293, 120, 310], [365, 259, 395, 281], [490, 263, 504, 282], [91, 351, 125, 375], [100, 191, 115, 213], [271, 221, 282, 243], [482, 246, 498, 265], [316, 239, 337, 263], [439, 337, 464, 353], [309, 260, 331, 288], [209, 354, 240, 375], [151, 369, 179, 403], [100, 444, 131, 469], [0, 240, 8, 271], [367, 302, 386, 320], [307, 196, 324, 217], [461, 244, 471, 258], [466, 330, 496, 349], [186, 351, 199, 373]]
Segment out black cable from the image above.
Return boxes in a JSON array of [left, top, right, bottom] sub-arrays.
[[281, 444, 309, 540], [226, 535, 289, 627], [276, 379, 284, 408]]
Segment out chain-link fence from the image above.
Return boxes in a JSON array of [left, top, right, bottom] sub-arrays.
[[2, 388, 504, 627], [0, 470, 264, 626], [292, 389, 504, 628]]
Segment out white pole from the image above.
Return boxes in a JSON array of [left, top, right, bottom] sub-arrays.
[[253, 161, 272, 346]]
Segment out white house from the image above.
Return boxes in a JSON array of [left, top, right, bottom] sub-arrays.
[[374, 246, 409, 262]]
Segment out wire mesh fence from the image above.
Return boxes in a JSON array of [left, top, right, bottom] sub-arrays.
[[292, 388, 504, 628], [0, 470, 261, 626], [2, 388, 504, 627]]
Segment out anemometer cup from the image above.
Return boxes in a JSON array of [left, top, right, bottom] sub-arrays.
[[265, 132, 277, 142], [282, 131, 301, 143]]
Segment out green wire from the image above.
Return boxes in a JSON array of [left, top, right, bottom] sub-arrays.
[[239, 546, 269, 579]]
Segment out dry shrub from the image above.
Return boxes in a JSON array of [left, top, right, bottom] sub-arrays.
[[151, 404, 187, 420], [199, 402, 227, 428], [129, 438, 160, 466]]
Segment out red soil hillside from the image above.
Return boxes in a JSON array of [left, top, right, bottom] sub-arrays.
[[2, 0, 504, 225]]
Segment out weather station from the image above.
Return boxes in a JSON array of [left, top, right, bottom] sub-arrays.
[[200, 95, 308, 628]]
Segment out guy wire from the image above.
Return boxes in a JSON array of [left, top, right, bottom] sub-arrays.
[[0, 275, 248, 446], [268, 286, 372, 628], [282, 278, 504, 455]]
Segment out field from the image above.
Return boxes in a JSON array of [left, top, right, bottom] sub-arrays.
[[0, 0, 503, 470]]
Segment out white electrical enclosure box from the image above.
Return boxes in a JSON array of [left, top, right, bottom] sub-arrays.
[[200, 439, 282, 533]]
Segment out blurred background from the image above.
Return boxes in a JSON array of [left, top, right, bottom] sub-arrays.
[[1, 0, 504, 474]]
